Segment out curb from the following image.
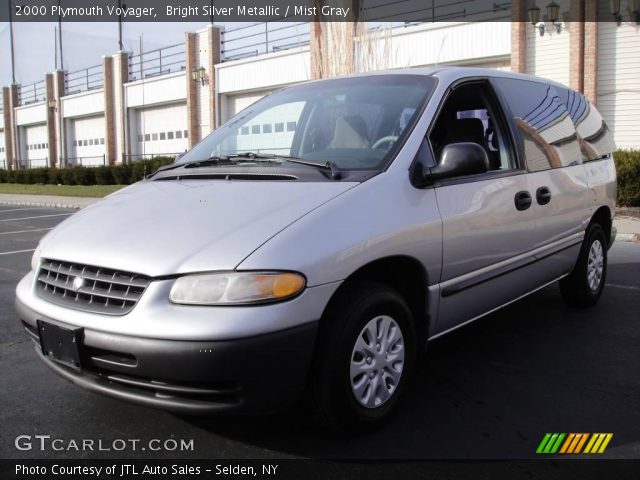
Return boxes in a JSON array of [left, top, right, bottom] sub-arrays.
[[617, 233, 640, 243], [0, 200, 83, 209]]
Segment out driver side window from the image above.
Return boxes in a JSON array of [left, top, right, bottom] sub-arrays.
[[429, 82, 514, 174]]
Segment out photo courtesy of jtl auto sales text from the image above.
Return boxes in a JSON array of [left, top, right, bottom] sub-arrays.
[[1, 0, 639, 479]]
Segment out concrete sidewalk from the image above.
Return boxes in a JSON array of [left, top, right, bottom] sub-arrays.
[[0, 193, 98, 209], [1, 193, 639, 242]]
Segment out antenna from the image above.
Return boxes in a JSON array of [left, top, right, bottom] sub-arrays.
[[435, 35, 447, 67]]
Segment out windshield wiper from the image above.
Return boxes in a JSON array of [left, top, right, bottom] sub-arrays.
[[149, 154, 277, 176], [217, 153, 343, 179], [149, 152, 342, 179], [282, 158, 343, 179]]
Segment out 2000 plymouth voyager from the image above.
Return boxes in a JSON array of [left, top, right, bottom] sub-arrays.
[[16, 68, 616, 430]]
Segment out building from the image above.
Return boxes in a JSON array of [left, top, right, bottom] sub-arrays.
[[0, 0, 638, 170]]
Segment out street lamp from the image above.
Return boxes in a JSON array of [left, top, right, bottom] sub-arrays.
[[528, 2, 562, 36], [546, 1, 562, 33], [610, 0, 622, 25], [191, 67, 207, 86]]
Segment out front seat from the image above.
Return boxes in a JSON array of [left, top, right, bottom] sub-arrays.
[[328, 115, 370, 149], [437, 117, 490, 169]]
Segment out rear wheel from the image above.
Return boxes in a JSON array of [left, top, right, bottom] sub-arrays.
[[560, 223, 608, 307], [307, 281, 416, 431]]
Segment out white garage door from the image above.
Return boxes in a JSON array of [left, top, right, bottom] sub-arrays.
[[22, 124, 48, 168], [0, 130, 6, 169], [70, 115, 105, 166], [133, 103, 188, 157], [224, 90, 272, 123]]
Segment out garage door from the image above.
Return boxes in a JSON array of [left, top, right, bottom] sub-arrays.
[[21, 124, 48, 168], [0, 130, 6, 169], [133, 103, 188, 157], [224, 90, 272, 123], [70, 115, 105, 166]]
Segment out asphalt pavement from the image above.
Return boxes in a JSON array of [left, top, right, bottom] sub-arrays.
[[1, 205, 639, 461]]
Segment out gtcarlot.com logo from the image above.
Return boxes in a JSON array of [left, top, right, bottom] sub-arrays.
[[536, 433, 613, 454], [14, 435, 194, 452]]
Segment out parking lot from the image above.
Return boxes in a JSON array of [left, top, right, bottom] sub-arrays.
[[1, 205, 639, 460]]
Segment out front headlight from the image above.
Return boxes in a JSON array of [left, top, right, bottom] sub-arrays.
[[31, 245, 42, 271], [169, 272, 306, 305]]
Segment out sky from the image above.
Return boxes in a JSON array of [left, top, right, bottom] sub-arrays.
[[0, 22, 212, 86]]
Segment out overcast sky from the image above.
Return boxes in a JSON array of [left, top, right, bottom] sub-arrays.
[[0, 22, 213, 86]]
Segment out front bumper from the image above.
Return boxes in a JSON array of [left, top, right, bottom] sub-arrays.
[[14, 271, 336, 414]]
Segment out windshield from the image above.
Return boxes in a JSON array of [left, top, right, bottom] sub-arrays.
[[178, 75, 436, 172]]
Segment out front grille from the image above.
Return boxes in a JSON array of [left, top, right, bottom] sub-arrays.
[[35, 259, 151, 315]]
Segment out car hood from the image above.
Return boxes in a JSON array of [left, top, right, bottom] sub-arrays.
[[39, 180, 357, 277]]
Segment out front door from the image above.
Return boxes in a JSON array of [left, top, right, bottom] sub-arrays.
[[429, 80, 538, 335]]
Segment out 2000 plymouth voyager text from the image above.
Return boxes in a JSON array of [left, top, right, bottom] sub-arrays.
[[16, 67, 617, 430]]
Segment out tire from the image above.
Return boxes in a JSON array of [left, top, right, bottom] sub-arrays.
[[560, 223, 608, 307], [306, 281, 416, 432]]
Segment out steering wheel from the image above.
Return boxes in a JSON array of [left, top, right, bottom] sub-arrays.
[[372, 135, 399, 150]]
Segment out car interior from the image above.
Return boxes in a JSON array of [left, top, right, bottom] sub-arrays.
[[429, 82, 511, 172]]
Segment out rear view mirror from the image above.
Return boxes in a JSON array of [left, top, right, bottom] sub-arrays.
[[428, 142, 489, 180]]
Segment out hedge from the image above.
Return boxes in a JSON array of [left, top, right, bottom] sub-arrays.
[[0, 156, 175, 187], [613, 150, 640, 207], [0, 152, 638, 206]]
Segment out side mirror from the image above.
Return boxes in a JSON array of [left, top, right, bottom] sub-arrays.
[[428, 142, 489, 180]]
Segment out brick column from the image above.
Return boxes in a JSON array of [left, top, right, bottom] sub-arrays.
[[568, 0, 585, 93], [185, 32, 199, 148], [584, 0, 598, 105], [510, 0, 527, 73], [3, 85, 19, 171], [113, 52, 129, 164], [310, 20, 323, 80], [53, 70, 66, 167], [44, 73, 57, 167], [208, 26, 221, 131], [103, 56, 116, 165]]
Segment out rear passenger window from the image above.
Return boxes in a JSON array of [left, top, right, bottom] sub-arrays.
[[558, 88, 616, 161], [493, 78, 583, 172]]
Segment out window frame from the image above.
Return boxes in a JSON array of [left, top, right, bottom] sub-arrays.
[[418, 77, 524, 188]]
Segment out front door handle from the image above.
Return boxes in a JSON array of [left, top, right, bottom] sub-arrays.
[[536, 186, 552, 205], [514, 191, 532, 211]]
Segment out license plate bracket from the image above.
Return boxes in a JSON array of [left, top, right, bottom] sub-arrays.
[[37, 320, 83, 371]]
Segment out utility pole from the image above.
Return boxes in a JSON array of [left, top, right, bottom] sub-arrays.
[[57, 0, 64, 69], [8, 0, 16, 84], [54, 26, 58, 69], [118, 0, 124, 50]]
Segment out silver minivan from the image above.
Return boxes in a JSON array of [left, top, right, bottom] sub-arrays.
[[16, 68, 617, 430]]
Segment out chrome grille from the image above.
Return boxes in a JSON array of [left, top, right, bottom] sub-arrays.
[[35, 259, 151, 315]]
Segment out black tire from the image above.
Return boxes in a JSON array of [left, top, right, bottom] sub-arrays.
[[306, 281, 416, 432], [560, 223, 608, 307]]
